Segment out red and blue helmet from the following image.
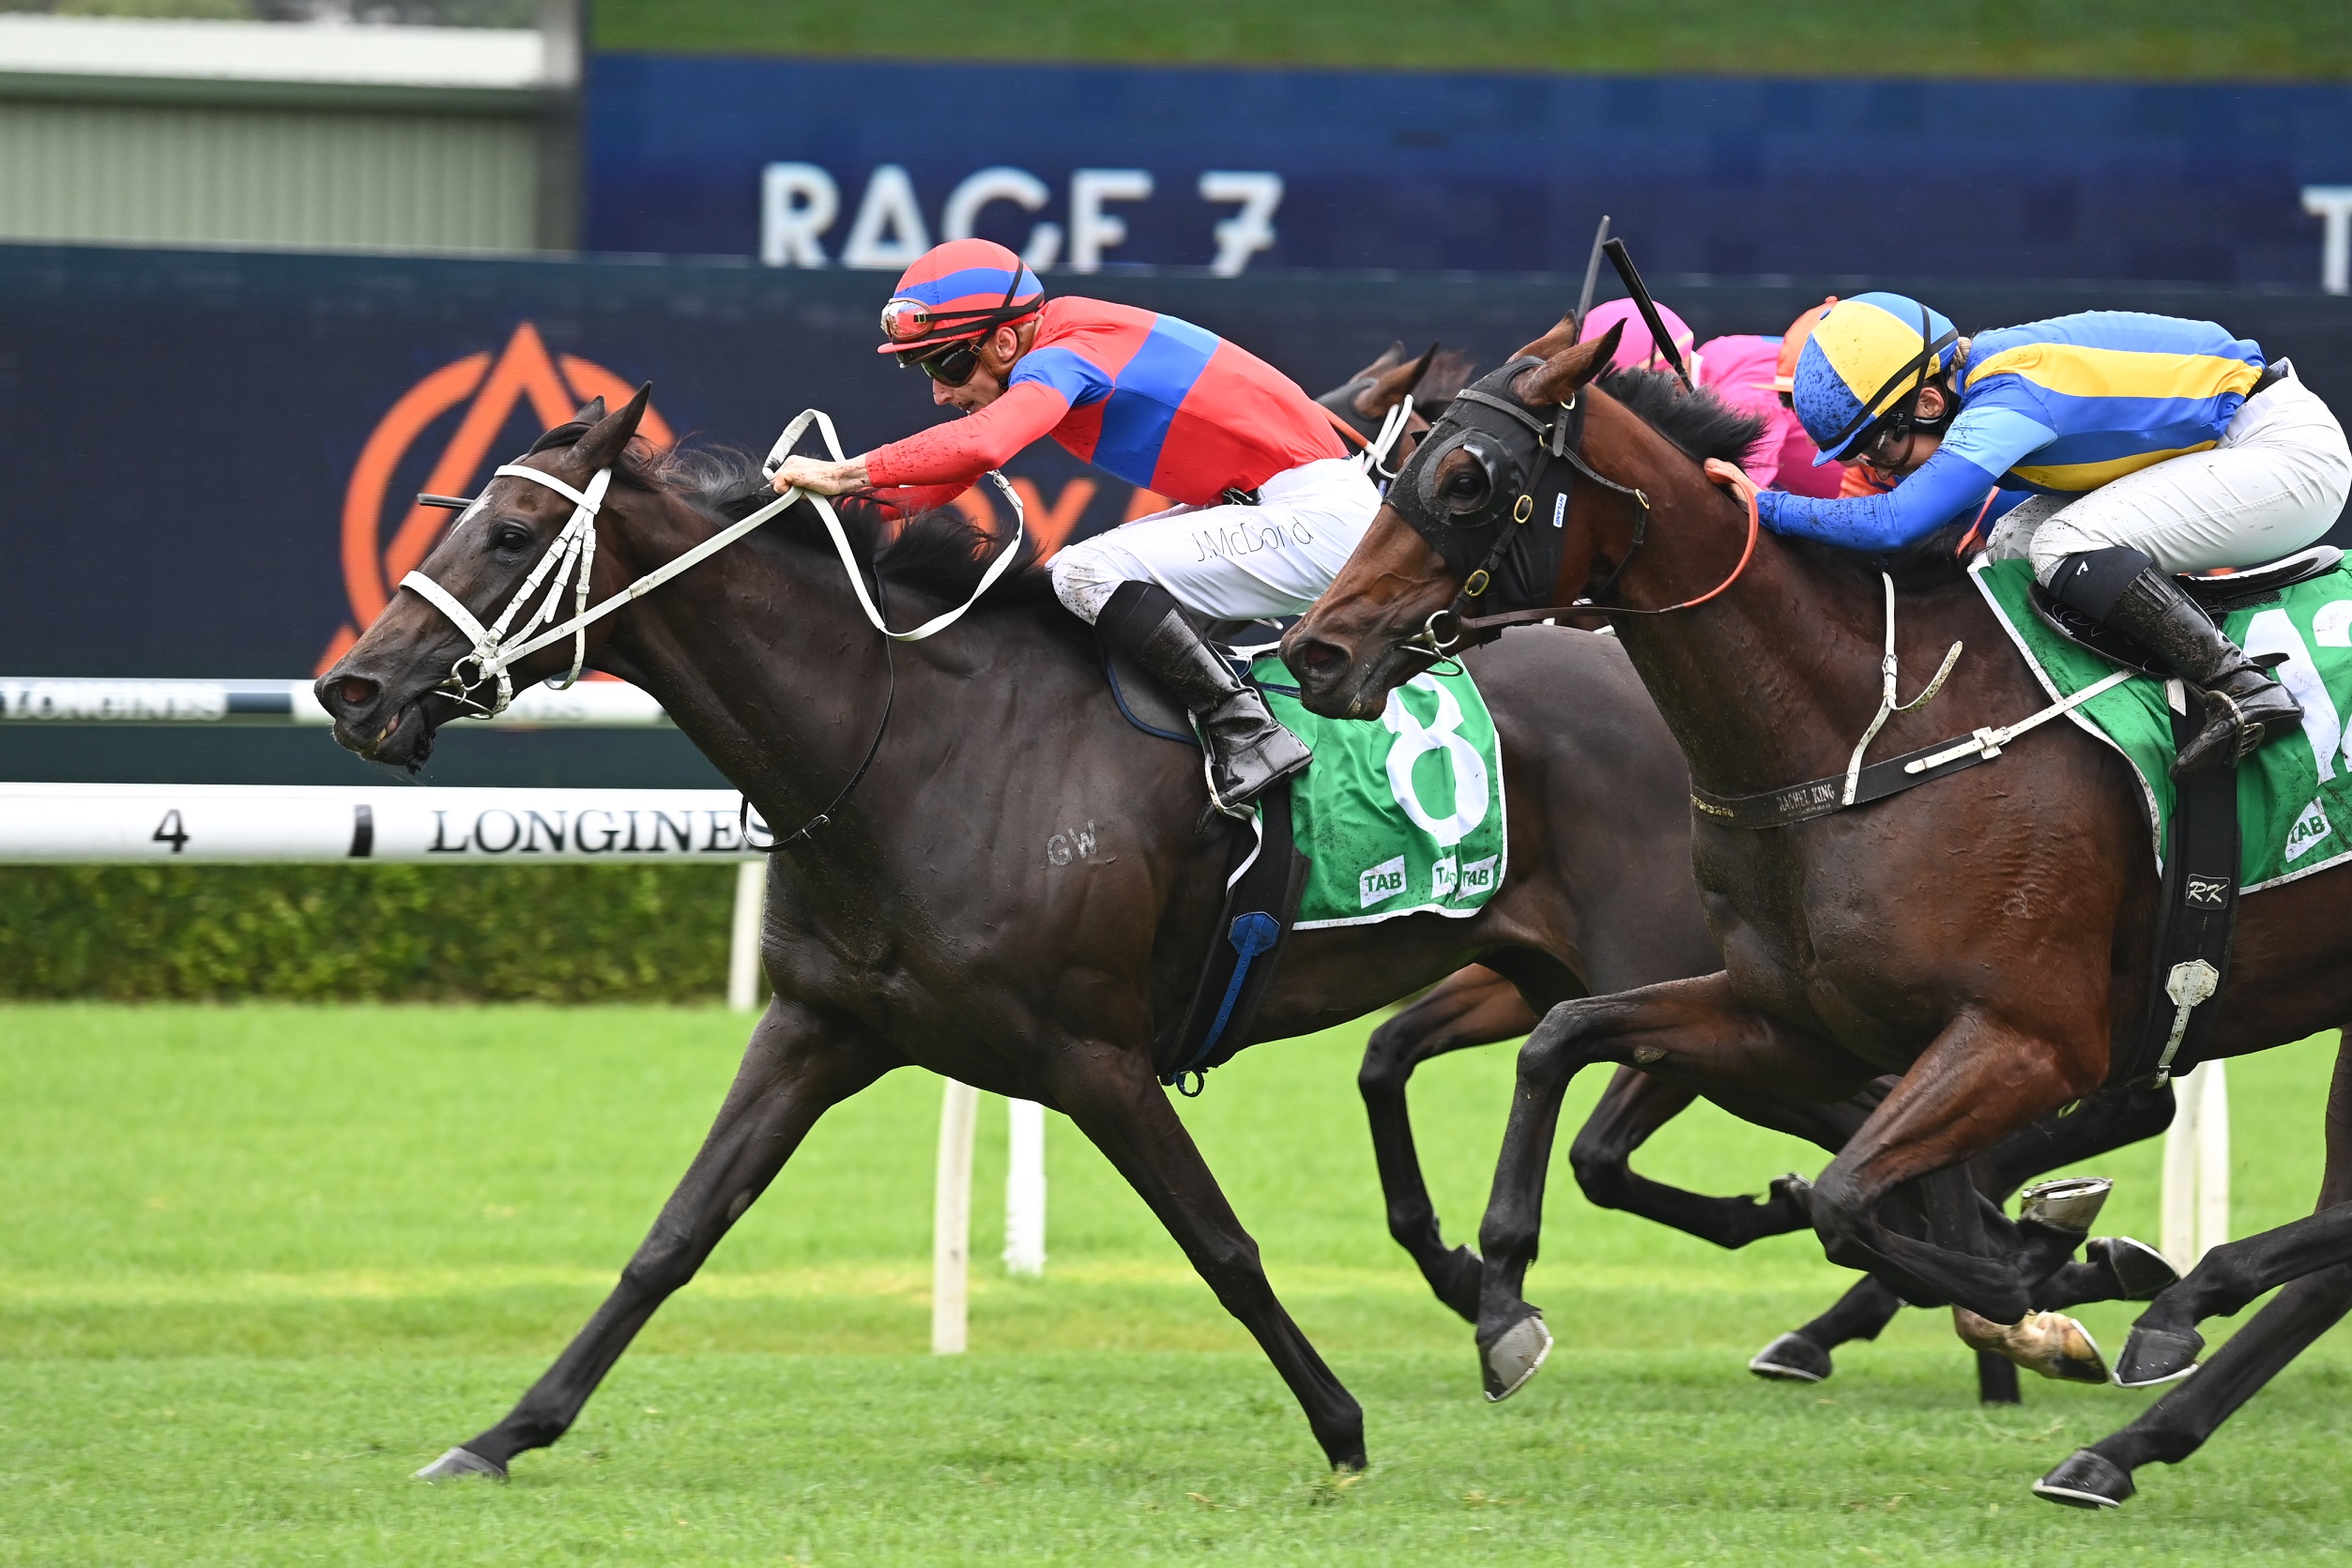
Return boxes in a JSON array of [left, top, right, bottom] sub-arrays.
[[875, 238, 1046, 356]]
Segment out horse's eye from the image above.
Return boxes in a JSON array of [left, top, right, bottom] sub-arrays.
[[1440, 457, 1493, 513], [490, 522, 534, 553]]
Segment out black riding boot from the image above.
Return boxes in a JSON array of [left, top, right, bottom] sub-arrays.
[[1098, 581, 1311, 814], [2050, 546, 2303, 778]]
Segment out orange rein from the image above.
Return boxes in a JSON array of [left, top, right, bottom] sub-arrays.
[[1608, 456, 1759, 616]]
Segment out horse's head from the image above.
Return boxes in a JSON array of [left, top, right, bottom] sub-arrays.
[[1284, 314, 1761, 720], [315, 386, 652, 768], [1315, 341, 1478, 472], [1283, 317, 1628, 718]]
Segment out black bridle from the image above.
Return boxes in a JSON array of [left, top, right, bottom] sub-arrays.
[[1386, 356, 1652, 656]]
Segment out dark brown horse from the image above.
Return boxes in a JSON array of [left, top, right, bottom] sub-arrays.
[[317, 388, 1726, 1478], [1282, 316, 2352, 1507]]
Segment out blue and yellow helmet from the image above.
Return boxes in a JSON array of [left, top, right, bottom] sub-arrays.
[[1791, 292, 1959, 464]]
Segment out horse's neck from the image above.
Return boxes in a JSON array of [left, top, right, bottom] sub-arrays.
[[1610, 513, 1983, 800], [597, 505, 915, 854]]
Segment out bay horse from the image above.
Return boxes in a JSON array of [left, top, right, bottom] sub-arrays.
[[317, 387, 1725, 1477], [1322, 349, 2176, 1398], [1281, 314, 2352, 1506]]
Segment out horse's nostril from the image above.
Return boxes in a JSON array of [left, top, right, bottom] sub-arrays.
[[332, 677, 378, 712], [1292, 639, 1347, 676]]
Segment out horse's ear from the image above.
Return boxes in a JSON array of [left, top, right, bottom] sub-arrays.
[[572, 396, 608, 425], [1353, 341, 1442, 418], [1515, 321, 1621, 406], [571, 382, 651, 472], [1512, 312, 1582, 362]]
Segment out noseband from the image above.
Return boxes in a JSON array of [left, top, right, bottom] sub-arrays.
[[1385, 358, 1756, 656]]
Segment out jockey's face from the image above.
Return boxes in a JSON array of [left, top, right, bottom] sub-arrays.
[[932, 322, 1032, 412], [1858, 381, 1952, 480]]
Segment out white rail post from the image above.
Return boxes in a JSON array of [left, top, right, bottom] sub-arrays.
[[726, 858, 767, 1012], [1003, 1098, 1046, 1276], [2161, 1060, 2231, 1271], [932, 1078, 981, 1354]]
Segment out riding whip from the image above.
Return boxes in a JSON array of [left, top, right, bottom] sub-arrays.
[[1601, 236, 1693, 393], [1570, 215, 1611, 344]]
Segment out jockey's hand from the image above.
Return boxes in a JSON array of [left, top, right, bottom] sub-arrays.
[[771, 454, 870, 496]]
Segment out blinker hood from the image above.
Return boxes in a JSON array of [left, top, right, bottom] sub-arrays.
[[1387, 358, 1579, 612]]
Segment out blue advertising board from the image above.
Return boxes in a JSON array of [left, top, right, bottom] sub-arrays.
[[588, 55, 2352, 288], [4, 243, 2351, 784]]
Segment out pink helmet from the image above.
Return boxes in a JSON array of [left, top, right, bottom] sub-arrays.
[[1580, 297, 1696, 374]]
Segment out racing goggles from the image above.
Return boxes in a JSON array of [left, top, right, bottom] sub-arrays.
[[900, 337, 985, 388], [878, 272, 1040, 353]]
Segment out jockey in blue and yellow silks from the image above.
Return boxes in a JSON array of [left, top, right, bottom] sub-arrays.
[[1759, 294, 2352, 775]]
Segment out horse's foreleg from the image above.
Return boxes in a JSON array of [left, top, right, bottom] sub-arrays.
[[1050, 1041, 1366, 1470], [418, 1000, 895, 1481], [1359, 965, 1537, 1322], [2039, 1035, 2352, 1509], [1473, 972, 1869, 1400], [1807, 1012, 2097, 1325]]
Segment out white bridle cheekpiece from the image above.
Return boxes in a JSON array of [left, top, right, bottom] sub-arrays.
[[397, 409, 1025, 720]]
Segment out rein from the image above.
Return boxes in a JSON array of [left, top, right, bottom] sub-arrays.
[[399, 406, 1028, 848], [401, 408, 1027, 719]]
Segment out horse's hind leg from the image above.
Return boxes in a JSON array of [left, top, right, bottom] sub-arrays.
[[1049, 1040, 1366, 1470], [1360, 965, 1538, 1322], [1474, 973, 1872, 1400], [416, 1000, 897, 1481], [1749, 1274, 1905, 1386], [2037, 1035, 2352, 1509], [1574, 1076, 1876, 1252]]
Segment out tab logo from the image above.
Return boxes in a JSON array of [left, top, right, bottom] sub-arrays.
[[1430, 855, 1458, 900], [1459, 855, 1500, 897], [2284, 797, 2332, 863], [1359, 855, 1407, 908]]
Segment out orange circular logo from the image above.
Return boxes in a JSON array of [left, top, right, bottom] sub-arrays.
[[320, 322, 673, 672]]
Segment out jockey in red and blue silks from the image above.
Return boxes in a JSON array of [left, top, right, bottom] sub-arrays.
[[770, 237, 1375, 813]]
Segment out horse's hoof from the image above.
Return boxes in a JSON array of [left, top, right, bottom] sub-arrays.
[[2018, 1176, 2113, 1233], [1768, 1172, 1814, 1221], [2088, 1236, 2179, 1301], [1953, 1307, 2109, 1383], [1748, 1332, 1832, 1383], [1479, 1311, 1551, 1402], [2032, 1449, 2134, 1509], [2114, 1325, 2204, 1388], [414, 1446, 506, 1483]]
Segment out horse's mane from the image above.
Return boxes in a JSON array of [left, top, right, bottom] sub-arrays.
[[1587, 370, 1969, 586], [527, 419, 1059, 612], [1595, 367, 1767, 468]]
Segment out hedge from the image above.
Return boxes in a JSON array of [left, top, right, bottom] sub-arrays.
[[0, 864, 739, 1002]]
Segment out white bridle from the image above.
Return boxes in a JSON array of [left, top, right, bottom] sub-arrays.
[[397, 408, 1026, 719]]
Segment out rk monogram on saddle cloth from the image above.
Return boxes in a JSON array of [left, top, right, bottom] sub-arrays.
[[1975, 558, 2352, 893]]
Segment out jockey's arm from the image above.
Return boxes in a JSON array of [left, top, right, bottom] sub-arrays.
[[770, 380, 1074, 504], [1756, 403, 2055, 553]]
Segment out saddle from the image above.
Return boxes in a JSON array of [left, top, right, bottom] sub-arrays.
[[2024, 543, 2342, 1089], [1100, 617, 1310, 1094]]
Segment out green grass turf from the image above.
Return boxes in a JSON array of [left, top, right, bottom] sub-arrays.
[[1, 1003, 2346, 1563], [591, 0, 2352, 81]]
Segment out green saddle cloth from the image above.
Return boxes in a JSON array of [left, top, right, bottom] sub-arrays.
[[1973, 557, 2352, 891], [1252, 657, 1507, 929]]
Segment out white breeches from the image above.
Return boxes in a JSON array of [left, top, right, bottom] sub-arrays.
[[1049, 456, 1380, 624], [1986, 371, 2352, 586]]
